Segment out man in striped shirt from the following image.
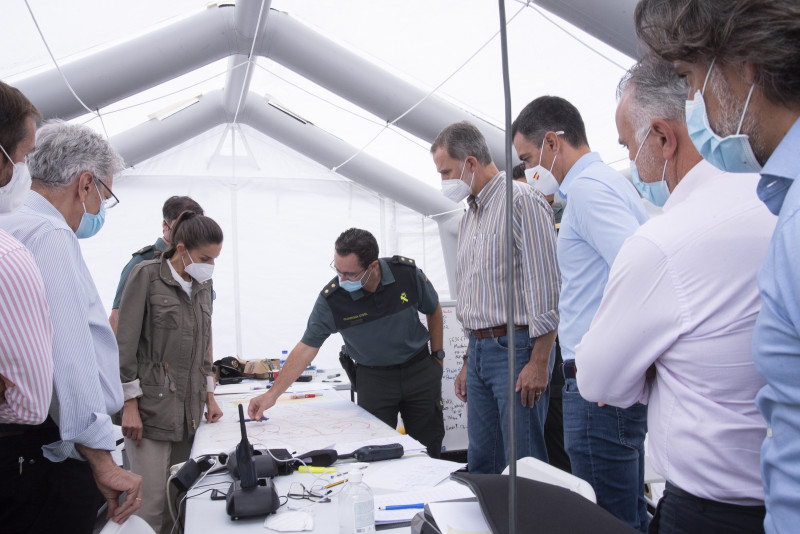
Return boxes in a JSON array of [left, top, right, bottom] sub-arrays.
[[431, 121, 560, 474], [0, 81, 53, 425], [0, 120, 142, 533]]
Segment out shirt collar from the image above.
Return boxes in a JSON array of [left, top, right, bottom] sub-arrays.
[[559, 152, 602, 200], [155, 237, 168, 251], [25, 190, 71, 230], [662, 159, 723, 210], [757, 117, 800, 214], [761, 117, 800, 182], [468, 171, 505, 210]]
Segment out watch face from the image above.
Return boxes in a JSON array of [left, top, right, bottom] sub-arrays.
[[433, 350, 445, 360]]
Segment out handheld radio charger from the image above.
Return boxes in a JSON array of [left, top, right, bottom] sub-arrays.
[[225, 405, 280, 519]]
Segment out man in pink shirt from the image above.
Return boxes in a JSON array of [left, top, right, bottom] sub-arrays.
[[0, 81, 53, 425]]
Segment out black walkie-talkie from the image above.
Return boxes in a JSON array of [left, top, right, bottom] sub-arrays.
[[235, 404, 257, 488], [226, 404, 279, 519]]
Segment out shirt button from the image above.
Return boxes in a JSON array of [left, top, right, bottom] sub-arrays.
[[767, 427, 773, 438]]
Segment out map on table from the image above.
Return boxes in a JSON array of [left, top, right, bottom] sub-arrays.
[[191, 392, 424, 457]]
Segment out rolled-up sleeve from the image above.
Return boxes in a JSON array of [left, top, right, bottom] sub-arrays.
[[576, 235, 685, 407], [516, 191, 560, 337], [117, 263, 150, 400], [0, 245, 53, 425]]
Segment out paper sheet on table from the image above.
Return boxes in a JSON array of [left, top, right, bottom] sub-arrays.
[[214, 380, 270, 395], [374, 480, 475, 524], [335, 434, 426, 456], [363, 456, 466, 492], [428, 501, 491, 534]]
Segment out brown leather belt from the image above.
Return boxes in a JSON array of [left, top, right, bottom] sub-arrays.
[[470, 324, 528, 339]]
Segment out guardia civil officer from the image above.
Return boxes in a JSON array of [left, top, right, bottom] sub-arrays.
[[248, 228, 445, 457]]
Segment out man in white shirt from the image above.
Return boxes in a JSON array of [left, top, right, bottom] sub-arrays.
[[0, 120, 142, 533], [576, 58, 776, 534]]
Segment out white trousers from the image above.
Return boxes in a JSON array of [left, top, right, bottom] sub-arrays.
[[125, 436, 193, 534]]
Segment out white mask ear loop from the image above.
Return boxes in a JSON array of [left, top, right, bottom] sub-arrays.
[[0, 144, 12, 163], [660, 158, 668, 185], [633, 127, 652, 164], [539, 131, 564, 172], [736, 84, 756, 135], [701, 57, 717, 95]]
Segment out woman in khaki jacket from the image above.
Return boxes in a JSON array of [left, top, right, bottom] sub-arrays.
[[116, 210, 224, 534]]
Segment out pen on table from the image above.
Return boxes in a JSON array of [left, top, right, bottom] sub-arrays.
[[379, 503, 425, 510], [326, 373, 341, 379], [290, 393, 322, 399], [324, 478, 347, 489], [242, 416, 269, 422]]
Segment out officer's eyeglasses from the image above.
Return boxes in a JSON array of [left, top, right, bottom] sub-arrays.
[[329, 260, 368, 282], [95, 178, 120, 209]]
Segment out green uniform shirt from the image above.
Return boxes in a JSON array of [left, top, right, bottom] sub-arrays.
[[301, 256, 439, 366], [112, 238, 167, 309]]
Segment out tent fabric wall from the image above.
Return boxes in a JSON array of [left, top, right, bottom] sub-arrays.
[[78, 124, 447, 370]]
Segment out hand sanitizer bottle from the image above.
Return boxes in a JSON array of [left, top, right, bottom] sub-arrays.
[[338, 470, 375, 534]]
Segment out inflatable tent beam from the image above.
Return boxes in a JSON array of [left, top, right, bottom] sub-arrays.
[[110, 88, 464, 295]]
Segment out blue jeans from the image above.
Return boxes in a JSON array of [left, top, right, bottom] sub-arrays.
[[563, 376, 649, 531], [466, 330, 554, 474]]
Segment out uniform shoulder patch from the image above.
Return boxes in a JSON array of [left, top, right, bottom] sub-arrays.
[[321, 278, 339, 298], [390, 255, 416, 267], [133, 244, 156, 257]]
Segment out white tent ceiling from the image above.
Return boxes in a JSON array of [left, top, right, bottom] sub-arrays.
[[2, 0, 638, 364]]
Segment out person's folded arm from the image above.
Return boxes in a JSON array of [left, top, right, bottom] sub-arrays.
[[576, 235, 685, 407]]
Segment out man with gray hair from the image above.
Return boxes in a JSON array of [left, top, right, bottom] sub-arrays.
[[576, 57, 776, 533], [431, 121, 560, 474], [0, 120, 142, 532], [635, 2, 800, 531]]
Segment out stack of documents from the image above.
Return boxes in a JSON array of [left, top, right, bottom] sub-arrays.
[[373, 481, 475, 525]]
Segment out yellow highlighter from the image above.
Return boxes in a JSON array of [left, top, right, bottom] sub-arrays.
[[297, 465, 336, 474]]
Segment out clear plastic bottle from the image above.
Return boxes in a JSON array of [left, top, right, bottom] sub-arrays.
[[338, 471, 375, 534]]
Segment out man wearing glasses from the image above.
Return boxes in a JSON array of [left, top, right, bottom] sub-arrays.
[[249, 227, 446, 457], [0, 120, 143, 532]]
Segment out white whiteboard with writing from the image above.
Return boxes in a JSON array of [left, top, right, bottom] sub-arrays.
[[435, 301, 469, 451]]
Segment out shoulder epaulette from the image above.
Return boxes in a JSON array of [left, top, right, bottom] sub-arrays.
[[321, 278, 339, 298], [133, 244, 156, 257], [390, 255, 416, 267]]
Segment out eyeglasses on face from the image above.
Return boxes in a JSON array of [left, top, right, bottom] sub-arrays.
[[329, 260, 367, 282], [94, 176, 119, 209]]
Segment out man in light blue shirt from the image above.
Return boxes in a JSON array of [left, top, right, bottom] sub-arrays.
[[0, 121, 142, 532], [513, 96, 649, 531], [635, 1, 800, 532]]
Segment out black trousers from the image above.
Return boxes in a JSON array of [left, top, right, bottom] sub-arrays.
[[356, 350, 445, 458], [545, 337, 571, 473], [650, 482, 766, 534], [0, 418, 104, 534]]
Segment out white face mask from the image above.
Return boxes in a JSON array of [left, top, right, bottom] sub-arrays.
[[524, 131, 563, 196], [183, 250, 214, 283], [441, 160, 474, 203], [0, 144, 32, 214]]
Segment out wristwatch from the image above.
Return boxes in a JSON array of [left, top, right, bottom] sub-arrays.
[[431, 350, 446, 361]]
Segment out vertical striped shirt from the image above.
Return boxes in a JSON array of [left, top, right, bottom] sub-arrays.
[[0, 191, 123, 460], [455, 172, 560, 337], [0, 230, 53, 425]]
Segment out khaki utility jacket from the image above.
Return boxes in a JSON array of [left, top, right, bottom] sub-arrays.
[[117, 256, 213, 442]]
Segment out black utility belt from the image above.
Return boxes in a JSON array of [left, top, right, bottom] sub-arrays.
[[357, 347, 431, 370]]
